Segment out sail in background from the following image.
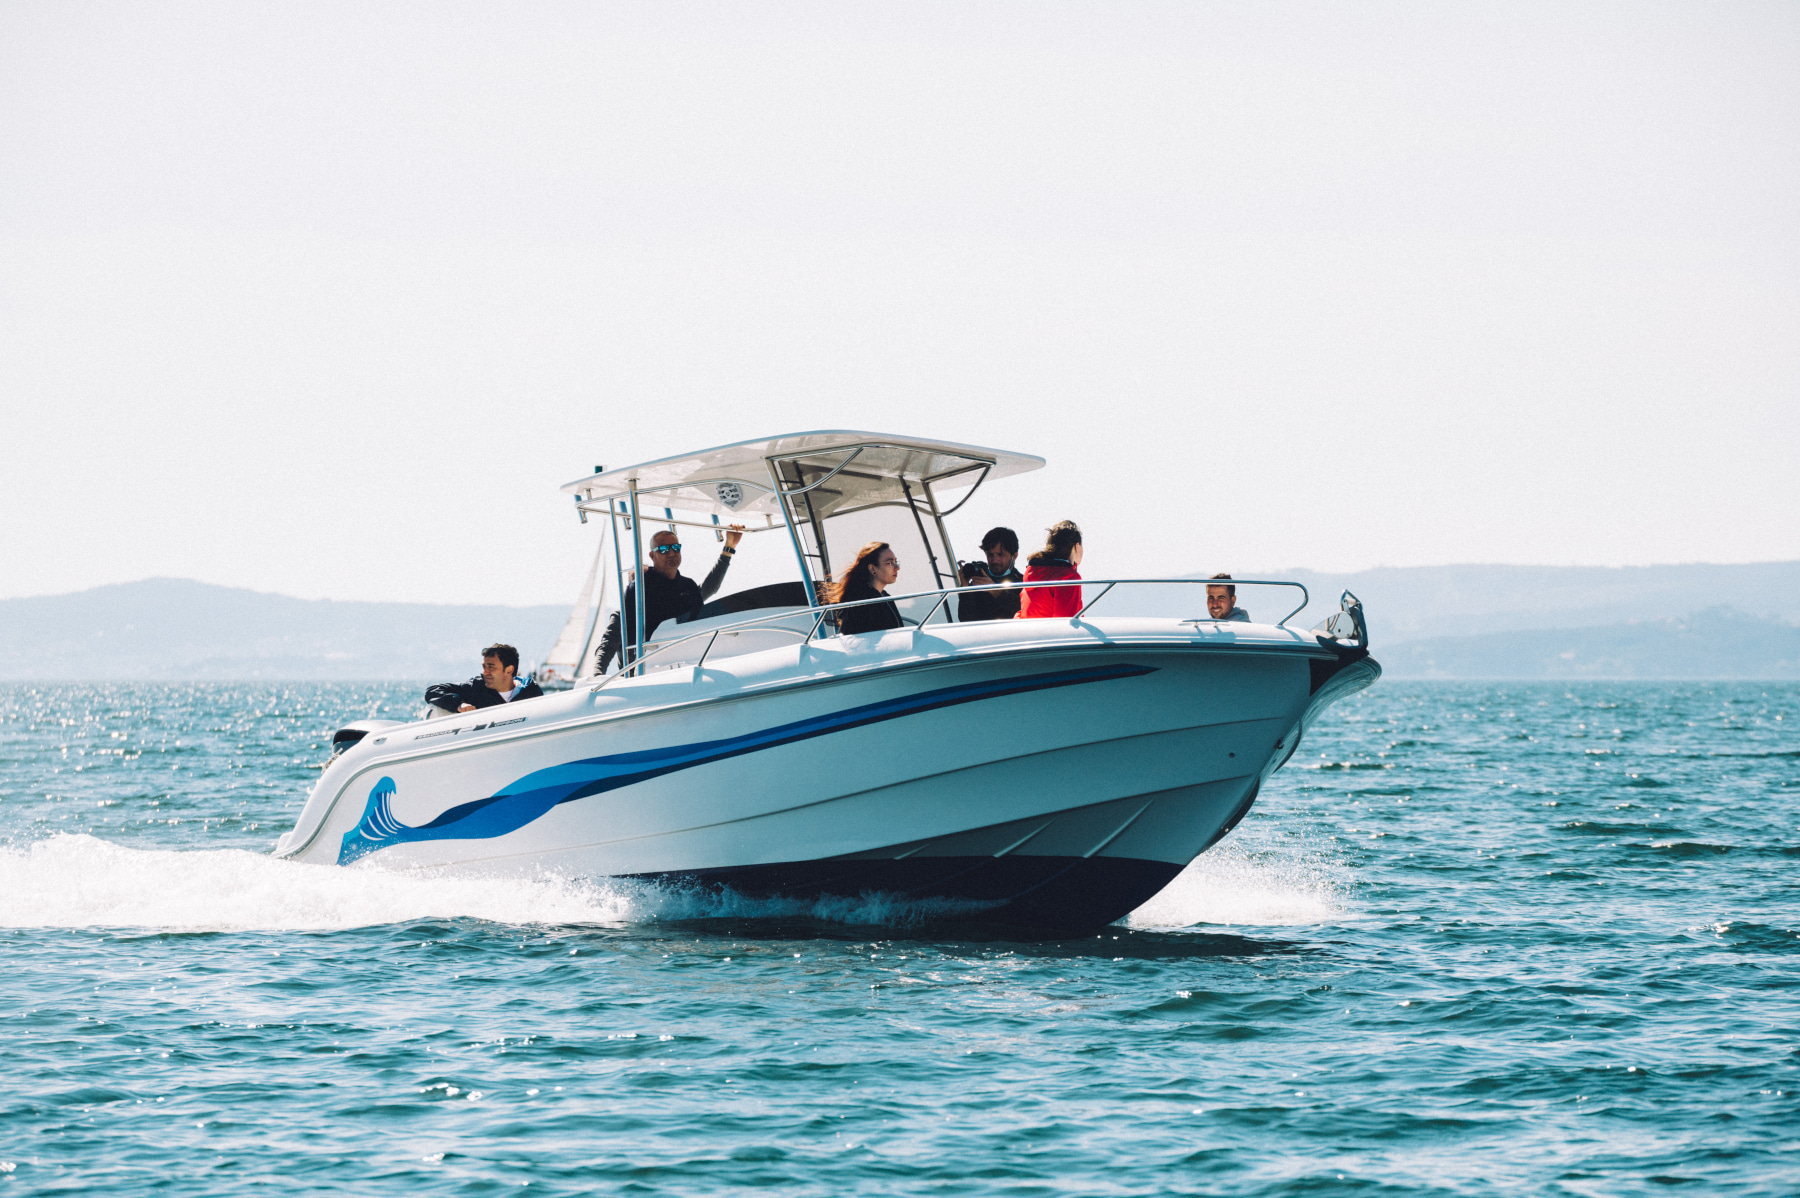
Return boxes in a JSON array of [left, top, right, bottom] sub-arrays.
[[572, 548, 612, 682], [537, 531, 607, 687]]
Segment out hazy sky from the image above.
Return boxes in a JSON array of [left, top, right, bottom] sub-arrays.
[[4, 1, 1796, 605]]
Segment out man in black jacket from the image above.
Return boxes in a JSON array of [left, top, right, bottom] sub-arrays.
[[425, 643, 545, 714], [596, 525, 744, 673], [956, 526, 1025, 622]]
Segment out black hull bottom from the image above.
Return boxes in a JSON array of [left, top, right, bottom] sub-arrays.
[[631, 854, 1186, 931]]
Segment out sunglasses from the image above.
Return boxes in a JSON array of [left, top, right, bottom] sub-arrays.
[[651, 543, 683, 555]]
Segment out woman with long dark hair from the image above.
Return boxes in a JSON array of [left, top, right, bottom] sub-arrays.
[[1016, 520, 1083, 619], [826, 541, 904, 636]]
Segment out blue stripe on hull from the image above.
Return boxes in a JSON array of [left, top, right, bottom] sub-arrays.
[[340, 661, 1156, 865]]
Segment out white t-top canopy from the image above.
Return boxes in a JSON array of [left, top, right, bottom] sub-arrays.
[[559, 430, 1045, 521]]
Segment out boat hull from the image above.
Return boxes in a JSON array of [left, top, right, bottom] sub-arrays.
[[278, 622, 1376, 928], [641, 854, 1187, 929]]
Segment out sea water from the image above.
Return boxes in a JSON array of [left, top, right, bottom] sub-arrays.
[[0, 682, 1795, 1196]]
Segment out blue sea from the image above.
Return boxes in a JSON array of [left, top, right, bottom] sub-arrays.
[[1, 681, 1795, 1196]]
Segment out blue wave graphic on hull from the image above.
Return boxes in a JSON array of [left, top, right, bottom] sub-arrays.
[[338, 661, 1156, 865]]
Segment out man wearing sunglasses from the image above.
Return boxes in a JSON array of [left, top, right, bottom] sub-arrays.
[[596, 525, 745, 673]]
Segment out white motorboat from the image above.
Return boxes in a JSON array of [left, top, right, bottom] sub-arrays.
[[276, 432, 1379, 928]]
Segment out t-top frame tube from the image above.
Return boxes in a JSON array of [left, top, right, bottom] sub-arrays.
[[628, 477, 647, 670], [766, 459, 820, 609]]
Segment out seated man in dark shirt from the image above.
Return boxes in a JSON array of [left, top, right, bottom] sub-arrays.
[[596, 525, 744, 672], [425, 643, 545, 714], [956, 526, 1025, 622]]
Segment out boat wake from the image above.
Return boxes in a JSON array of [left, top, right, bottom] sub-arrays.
[[0, 834, 989, 933], [0, 834, 628, 932], [0, 832, 1345, 934], [1124, 841, 1348, 929]]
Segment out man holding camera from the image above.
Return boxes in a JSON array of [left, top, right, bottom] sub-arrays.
[[957, 526, 1026, 622]]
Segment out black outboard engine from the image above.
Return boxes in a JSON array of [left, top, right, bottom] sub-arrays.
[[328, 719, 404, 762]]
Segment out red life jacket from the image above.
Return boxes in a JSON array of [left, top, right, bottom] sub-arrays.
[[1016, 561, 1082, 619]]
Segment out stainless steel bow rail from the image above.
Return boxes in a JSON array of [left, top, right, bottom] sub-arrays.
[[597, 577, 1320, 685]]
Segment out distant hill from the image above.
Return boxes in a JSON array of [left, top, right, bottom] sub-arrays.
[[1377, 607, 1800, 680], [1248, 562, 1800, 643], [1266, 563, 1800, 679], [7, 566, 1799, 681], [4, 579, 567, 681], [1100, 561, 1800, 680]]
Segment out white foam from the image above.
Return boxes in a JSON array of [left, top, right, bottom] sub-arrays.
[[0, 834, 644, 932], [1124, 842, 1347, 929], [0, 834, 988, 932], [3, 832, 1342, 934]]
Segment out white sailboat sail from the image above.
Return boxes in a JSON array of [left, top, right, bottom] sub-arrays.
[[538, 532, 606, 686], [572, 546, 612, 682]]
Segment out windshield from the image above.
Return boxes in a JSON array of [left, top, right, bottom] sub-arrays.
[[771, 451, 972, 596]]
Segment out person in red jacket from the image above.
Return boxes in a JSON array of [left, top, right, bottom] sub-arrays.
[[1016, 520, 1084, 619]]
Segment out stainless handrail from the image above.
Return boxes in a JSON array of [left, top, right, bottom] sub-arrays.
[[770, 446, 866, 496], [600, 627, 722, 686], [767, 442, 1001, 501], [1075, 581, 1117, 618], [924, 462, 991, 515], [597, 577, 1314, 685]]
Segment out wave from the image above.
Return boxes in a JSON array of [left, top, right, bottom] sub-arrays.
[[0, 834, 644, 932], [0, 832, 1343, 935], [1124, 842, 1347, 930], [1644, 840, 1733, 856], [1693, 920, 1800, 953], [0, 835, 1012, 933], [1557, 820, 1686, 836]]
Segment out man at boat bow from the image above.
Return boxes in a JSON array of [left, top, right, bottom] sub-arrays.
[[1207, 574, 1251, 622]]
